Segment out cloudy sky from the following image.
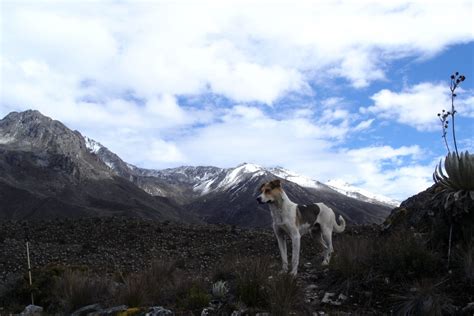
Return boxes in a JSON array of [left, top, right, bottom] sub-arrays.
[[1, 0, 473, 201]]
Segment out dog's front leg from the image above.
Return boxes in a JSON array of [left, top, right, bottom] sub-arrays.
[[274, 227, 288, 272], [290, 231, 301, 275]]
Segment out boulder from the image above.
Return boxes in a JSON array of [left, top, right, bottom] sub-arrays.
[[20, 305, 43, 316]]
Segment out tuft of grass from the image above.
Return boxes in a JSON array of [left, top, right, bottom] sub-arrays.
[[376, 232, 441, 280], [331, 236, 375, 279], [54, 269, 111, 312], [265, 273, 300, 316], [392, 279, 455, 316], [235, 256, 271, 307], [117, 273, 146, 308], [143, 259, 178, 304], [177, 282, 210, 311]]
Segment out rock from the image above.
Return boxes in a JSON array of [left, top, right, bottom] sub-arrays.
[[306, 284, 318, 291], [20, 305, 43, 316], [255, 313, 270, 316], [321, 292, 336, 304], [462, 302, 474, 313], [71, 304, 102, 316], [146, 306, 174, 316], [92, 305, 127, 315], [321, 292, 347, 306], [338, 293, 348, 301], [201, 308, 213, 316]]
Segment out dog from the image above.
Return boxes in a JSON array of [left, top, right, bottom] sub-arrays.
[[256, 179, 346, 275]]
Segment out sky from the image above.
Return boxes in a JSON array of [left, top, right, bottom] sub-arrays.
[[1, 0, 473, 201]]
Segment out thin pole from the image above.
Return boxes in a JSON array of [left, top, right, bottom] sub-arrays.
[[26, 241, 34, 305], [447, 224, 453, 270]]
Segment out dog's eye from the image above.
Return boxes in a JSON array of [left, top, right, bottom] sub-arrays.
[[264, 189, 271, 194]]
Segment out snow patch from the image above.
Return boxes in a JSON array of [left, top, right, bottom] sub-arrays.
[[269, 167, 323, 189], [217, 163, 264, 190], [0, 135, 15, 144], [84, 136, 103, 154], [326, 179, 400, 207]]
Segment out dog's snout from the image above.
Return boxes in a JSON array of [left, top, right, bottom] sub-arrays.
[[256, 196, 264, 204]]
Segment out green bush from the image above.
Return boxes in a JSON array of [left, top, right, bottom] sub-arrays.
[[177, 283, 210, 311]]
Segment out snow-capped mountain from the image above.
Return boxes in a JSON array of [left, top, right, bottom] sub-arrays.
[[81, 133, 396, 225], [84, 142, 394, 226], [326, 179, 400, 208]]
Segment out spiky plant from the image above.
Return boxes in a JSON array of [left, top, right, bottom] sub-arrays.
[[211, 280, 229, 299], [434, 151, 474, 193]]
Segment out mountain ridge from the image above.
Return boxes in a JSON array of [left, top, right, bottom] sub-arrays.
[[0, 110, 394, 226]]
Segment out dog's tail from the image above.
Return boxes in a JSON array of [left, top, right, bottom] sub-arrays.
[[333, 215, 346, 233]]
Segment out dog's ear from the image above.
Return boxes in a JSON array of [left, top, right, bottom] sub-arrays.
[[270, 179, 281, 189]]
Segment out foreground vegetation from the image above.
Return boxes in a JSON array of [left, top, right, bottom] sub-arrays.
[[1, 223, 472, 315]]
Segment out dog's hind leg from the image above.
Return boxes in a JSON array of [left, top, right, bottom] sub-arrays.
[[274, 227, 288, 272], [321, 228, 334, 265]]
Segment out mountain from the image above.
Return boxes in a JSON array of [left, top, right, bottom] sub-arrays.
[[0, 110, 394, 226], [326, 179, 400, 208], [87, 139, 394, 226], [0, 110, 195, 222]]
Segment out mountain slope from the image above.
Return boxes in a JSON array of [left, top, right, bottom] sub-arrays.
[[0, 110, 195, 222], [326, 179, 400, 208], [89, 146, 394, 226]]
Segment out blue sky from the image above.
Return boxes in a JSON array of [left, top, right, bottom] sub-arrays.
[[1, 0, 473, 201]]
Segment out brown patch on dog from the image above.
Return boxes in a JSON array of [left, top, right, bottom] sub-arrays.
[[259, 179, 283, 201], [296, 204, 320, 226]]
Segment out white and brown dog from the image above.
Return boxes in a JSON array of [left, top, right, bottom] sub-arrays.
[[257, 179, 346, 275]]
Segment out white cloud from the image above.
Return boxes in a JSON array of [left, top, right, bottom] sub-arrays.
[[1, 0, 472, 201], [2, 0, 473, 107], [363, 82, 474, 131], [353, 119, 374, 131]]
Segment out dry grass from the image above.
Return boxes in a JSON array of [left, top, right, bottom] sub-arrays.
[[265, 273, 300, 316], [234, 256, 272, 307], [54, 269, 111, 312]]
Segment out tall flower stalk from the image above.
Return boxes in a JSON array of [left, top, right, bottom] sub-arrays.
[[448, 72, 465, 159]]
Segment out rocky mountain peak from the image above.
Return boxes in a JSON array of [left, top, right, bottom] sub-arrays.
[[0, 109, 111, 180]]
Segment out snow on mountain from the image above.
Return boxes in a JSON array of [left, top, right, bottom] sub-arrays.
[[217, 163, 265, 190], [269, 167, 324, 189], [84, 136, 103, 154], [326, 179, 400, 208]]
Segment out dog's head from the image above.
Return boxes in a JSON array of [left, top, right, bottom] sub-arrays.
[[256, 179, 282, 204]]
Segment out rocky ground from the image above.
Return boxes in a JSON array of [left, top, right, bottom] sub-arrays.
[[0, 217, 472, 315]]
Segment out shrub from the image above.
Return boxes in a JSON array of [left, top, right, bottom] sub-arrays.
[[265, 273, 300, 316], [392, 279, 455, 316], [143, 259, 178, 304], [54, 269, 111, 312], [117, 273, 146, 308], [330, 236, 375, 279], [374, 232, 441, 281], [177, 282, 210, 311], [235, 256, 271, 307]]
